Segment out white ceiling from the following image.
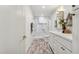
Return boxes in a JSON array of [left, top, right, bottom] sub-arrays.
[[30, 5, 59, 17]]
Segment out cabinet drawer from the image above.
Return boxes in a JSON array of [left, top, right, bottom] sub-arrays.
[[53, 34, 72, 51], [53, 40, 72, 54]]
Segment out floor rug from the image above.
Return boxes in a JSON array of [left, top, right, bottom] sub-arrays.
[[27, 38, 53, 54]]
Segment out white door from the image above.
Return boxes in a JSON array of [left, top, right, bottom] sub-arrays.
[[0, 6, 26, 54]]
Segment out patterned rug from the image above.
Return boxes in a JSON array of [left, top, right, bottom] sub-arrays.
[[27, 38, 53, 54]]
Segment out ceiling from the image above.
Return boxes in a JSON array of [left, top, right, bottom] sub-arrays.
[[30, 5, 59, 17]]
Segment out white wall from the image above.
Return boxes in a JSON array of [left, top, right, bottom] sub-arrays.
[[64, 5, 72, 19], [50, 10, 57, 31], [50, 5, 72, 31], [24, 6, 34, 52]]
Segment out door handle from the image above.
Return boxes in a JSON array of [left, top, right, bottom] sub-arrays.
[[23, 35, 26, 40]]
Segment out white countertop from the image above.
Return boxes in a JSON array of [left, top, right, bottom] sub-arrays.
[[33, 35, 49, 38], [50, 31, 72, 41]]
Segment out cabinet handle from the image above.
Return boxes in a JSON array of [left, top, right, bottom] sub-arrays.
[[61, 47, 65, 50]]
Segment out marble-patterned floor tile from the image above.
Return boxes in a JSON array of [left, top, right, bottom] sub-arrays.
[[26, 38, 53, 54]]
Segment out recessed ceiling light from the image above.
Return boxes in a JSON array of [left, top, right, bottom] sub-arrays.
[[42, 6, 46, 8], [57, 6, 64, 11]]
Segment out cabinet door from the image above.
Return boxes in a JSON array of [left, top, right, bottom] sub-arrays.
[[54, 35, 72, 51], [49, 33, 72, 54], [54, 40, 71, 54], [73, 5, 79, 53]]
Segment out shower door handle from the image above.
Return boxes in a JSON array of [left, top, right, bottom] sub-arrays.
[[22, 35, 26, 40]]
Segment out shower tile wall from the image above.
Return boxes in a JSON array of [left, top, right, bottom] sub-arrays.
[[32, 17, 49, 36]]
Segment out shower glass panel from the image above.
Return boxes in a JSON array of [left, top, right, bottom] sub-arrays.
[[33, 16, 49, 36]]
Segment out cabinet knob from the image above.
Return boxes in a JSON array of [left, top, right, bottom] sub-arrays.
[[61, 47, 65, 50]]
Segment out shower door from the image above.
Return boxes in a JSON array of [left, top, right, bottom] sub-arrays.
[[33, 17, 49, 36]]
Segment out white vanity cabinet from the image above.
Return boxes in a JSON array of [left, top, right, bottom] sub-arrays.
[[49, 32, 72, 54]]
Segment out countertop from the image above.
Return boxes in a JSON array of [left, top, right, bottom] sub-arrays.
[[50, 31, 72, 41]]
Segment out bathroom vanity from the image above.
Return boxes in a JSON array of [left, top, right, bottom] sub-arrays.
[[49, 31, 72, 54]]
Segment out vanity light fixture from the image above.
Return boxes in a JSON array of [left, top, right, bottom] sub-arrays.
[[57, 6, 64, 11]]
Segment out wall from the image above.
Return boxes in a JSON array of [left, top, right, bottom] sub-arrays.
[[24, 6, 34, 52], [50, 10, 57, 31], [50, 5, 72, 32], [64, 5, 72, 19]]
